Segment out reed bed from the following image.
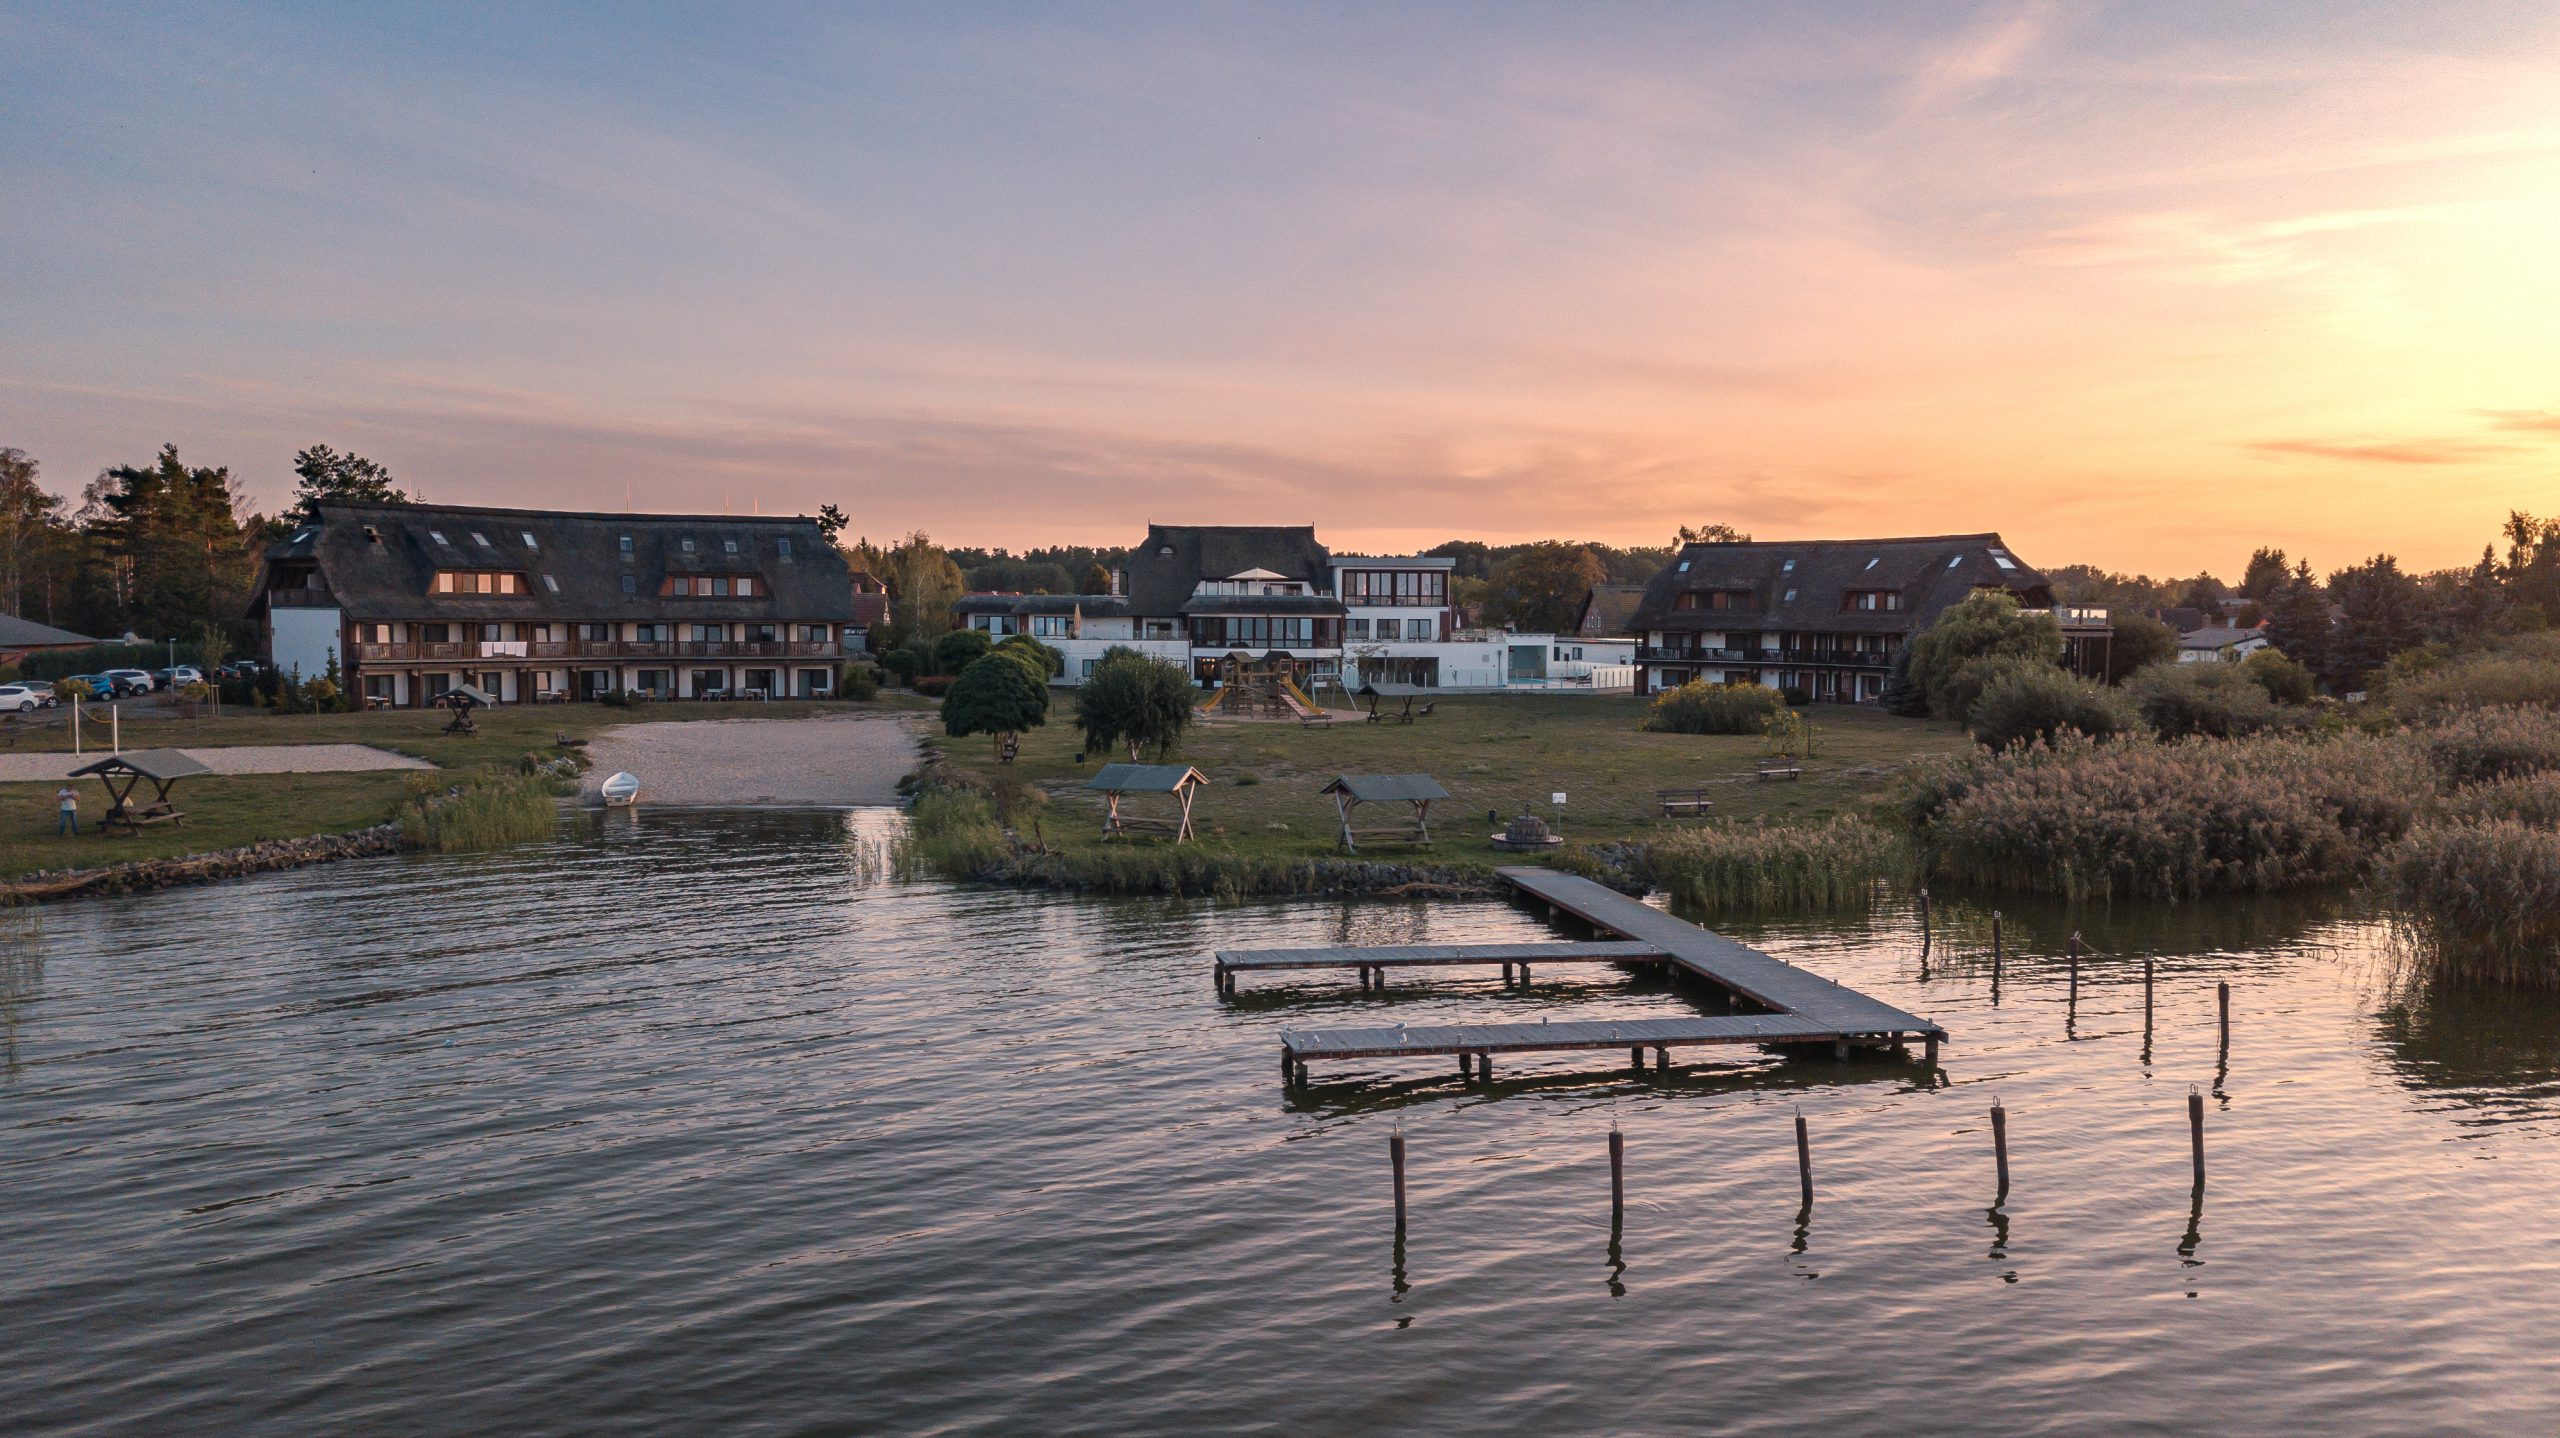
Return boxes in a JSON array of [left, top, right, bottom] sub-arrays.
[[1634, 816, 1908, 913], [2442, 771, 2560, 825], [1896, 731, 2419, 900], [397, 769, 570, 853], [2386, 819, 2560, 989], [2418, 706, 2560, 786]]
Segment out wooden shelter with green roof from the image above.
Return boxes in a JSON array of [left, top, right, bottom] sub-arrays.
[[1088, 762, 1211, 843], [67, 749, 214, 835], [1321, 773, 1449, 853]]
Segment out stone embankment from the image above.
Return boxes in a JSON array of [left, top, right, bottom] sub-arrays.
[[6, 824, 405, 904]]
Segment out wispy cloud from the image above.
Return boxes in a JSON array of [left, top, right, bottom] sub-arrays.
[[2246, 437, 2517, 466], [1903, 1, 2058, 112], [2478, 409, 2560, 435]]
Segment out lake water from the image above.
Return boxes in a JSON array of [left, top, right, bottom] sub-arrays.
[[7, 809, 2560, 1435]]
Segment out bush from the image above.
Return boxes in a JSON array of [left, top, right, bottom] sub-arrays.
[[52, 678, 92, 701], [1643, 680, 1783, 735], [1076, 646, 1195, 759], [1636, 817, 1908, 912], [2243, 648, 2316, 705], [2390, 638, 2560, 719], [2387, 820, 2560, 989], [1966, 665, 2134, 749], [1896, 730, 2419, 900], [2420, 707, 2560, 786], [2104, 613, 2180, 683], [2126, 661, 2280, 738], [597, 687, 648, 709], [934, 627, 994, 675], [841, 665, 881, 701], [1777, 685, 1812, 708], [995, 635, 1063, 681], [914, 675, 953, 698], [879, 647, 924, 684], [942, 651, 1049, 759], [1907, 591, 2064, 720]]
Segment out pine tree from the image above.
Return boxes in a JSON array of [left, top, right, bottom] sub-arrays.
[[2262, 562, 2334, 691]]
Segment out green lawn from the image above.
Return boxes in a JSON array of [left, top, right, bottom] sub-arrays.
[[0, 693, 932, 881], [936, 694, 1971, 869]]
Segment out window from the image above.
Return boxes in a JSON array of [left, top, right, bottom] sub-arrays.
[[471, 532, 491, 547], [709, 577, 730, 597], [735, 576, 757, 598], [1031, 615, 1072, 638], [1781, 559, 1796, 574], [1783, 589, 1797, 602], [1864, 557, 1879, 570], [1845, 590, 1905, 612], [634, 624, 665, 642], [1407, 618, 1432, 640], [428, 530, 449, 545], [542, 574, 559, 593], [723, 539, 738, 554], [1993, 554, 2017, 570], [800, 624, 829, 642], [582, 623, 612, 641], [621, 575, 637, 594], [692, 624, 723, 641], [681, 537, 696, 553], [421, 623, 451, 643], [746, 623, 777, 643], [480, 624, 503, 641], [777, 538, 792, 559], [618, 534, 634, 555], [522, 532, 539, 549], [1346, 618, 1370, 641], [1676, 560, 1690, 572], [1948, 555, 1963, 569]]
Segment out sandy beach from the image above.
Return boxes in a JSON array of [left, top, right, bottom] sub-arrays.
[[577, 711, 922, 807]]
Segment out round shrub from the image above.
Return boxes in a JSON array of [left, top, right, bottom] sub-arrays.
[[879, 647, 924, 684], [1643, 680, 1783, 735], [2126, 661, 2279, 739], [933, 627, 994, 675], [840, 665, 881, 701], [1966, 665, 2133, 750], [2243, 648, 2316, 705]]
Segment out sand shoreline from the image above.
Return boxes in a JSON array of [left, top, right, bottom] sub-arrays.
[[577, 710, 922, 808]]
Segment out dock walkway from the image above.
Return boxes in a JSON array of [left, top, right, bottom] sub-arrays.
[[1247, 866, 1942, 1082]]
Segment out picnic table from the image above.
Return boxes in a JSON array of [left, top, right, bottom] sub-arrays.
[[1359, 682, 1437, 725], [67, 748, 213, 836], [433, 684, 496, 735]]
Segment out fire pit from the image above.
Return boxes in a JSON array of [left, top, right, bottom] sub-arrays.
[[1488, 813, 1563, 852]]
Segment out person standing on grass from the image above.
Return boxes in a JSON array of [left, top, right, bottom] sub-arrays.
[[56, 783, 77, 836]]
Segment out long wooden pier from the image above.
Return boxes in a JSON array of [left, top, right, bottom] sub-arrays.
[[1241, 866, 1943, 1083]]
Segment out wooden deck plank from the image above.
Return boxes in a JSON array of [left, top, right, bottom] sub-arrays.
[[1216, 940, 1666, 971], [1282, 1014, 1914, 1059], [1495, 866, 1940, 1037]]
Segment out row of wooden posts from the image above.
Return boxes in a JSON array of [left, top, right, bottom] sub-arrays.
[[1921, 890, 2236, 1053], [1386, 1094, 2212, 1231]]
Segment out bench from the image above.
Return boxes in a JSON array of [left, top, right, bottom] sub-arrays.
[[103, 800, 184, 836], [1756, 762, 1804, 782], [1657, 787, 1715, 816]]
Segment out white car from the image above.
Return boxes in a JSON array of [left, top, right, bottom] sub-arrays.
[[101, 668, 154, 693], [0, 682, 55, 712]]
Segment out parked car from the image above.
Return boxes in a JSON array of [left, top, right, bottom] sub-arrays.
[[100, 668, 154, 694], [153, 665, 205, 689], [214, 661, 264, 683], [58, 674, 114, 699], [0, 682, 55, 712]]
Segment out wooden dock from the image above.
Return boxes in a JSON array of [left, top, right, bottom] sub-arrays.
[[1249, 865, 1943, 1083]]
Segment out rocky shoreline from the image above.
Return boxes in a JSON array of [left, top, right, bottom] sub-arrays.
[[5, 823, 407, 904]]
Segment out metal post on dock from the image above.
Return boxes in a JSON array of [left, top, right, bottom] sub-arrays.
[[1391, 1128, 1408, 1231], [1991, 1100, 2010, 1201], [1795, 1109, 1814, 1207], [1609, 1123, 1625, 1228], [2188, 1085, 2206, 1189]]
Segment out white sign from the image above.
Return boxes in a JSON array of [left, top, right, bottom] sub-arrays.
[[1551, 792, 1567, 805]]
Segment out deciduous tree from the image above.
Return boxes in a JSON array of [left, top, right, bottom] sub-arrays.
[[290, 444, 407, 521]]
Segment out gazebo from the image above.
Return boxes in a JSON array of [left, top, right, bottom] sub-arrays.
[[67, 748, 214, 836], [1321, 773, 1450, 853], [432, 684, 496, 735], [1089, 762, 1211, 843]]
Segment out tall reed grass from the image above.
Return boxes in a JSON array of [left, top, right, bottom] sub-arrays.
[[1636, 816, 1908, 912], [2386, 819, 2560, 989], [397, 770, 568, 853], [1896, 731, 2418, 900], [2419, 706, 2560, 786]]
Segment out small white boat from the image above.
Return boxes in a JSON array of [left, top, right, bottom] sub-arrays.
[[600, 771, 641, 807]]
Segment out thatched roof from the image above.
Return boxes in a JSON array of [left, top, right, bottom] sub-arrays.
[[1629, 533, 2054, 637]]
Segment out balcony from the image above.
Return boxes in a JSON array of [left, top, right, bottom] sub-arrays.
[[353, 639, 841, 663], [267, 586, 335, 608], [1637, 646, 1754, 664]]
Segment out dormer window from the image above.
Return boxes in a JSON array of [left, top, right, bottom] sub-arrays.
[[619, 535, 634, 556], [1948, 555, 1964, 569], [542, 575, 559, 593], [1676, 560, 1690, 573], [470, 532, 491, 547], [1783, 588, 1797, 602], [681, 537, 696, 553], [1158, 545, 1174, 556], [1781, 559, 1796, 573], [1993, 555, 2017, 570], [621, 575, 637, 594], [428, 530, 449, 545], [777, 538, 792, 559], [723, 539, 738, 554], [1864, 557, 1879, 570], [522, 532, 538, 550]]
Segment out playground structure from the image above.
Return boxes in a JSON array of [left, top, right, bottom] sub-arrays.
[[1194, 655, 1334, 726]]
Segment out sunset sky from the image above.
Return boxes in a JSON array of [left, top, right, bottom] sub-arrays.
[[4, 2, 2558, 575]]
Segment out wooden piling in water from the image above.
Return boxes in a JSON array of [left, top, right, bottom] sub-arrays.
[[2144, 955, 2156, 1028], [2188, 1086, 2206, 1188], [2067, 932, 2081, 1004], [1609, 1125, 1625, 1226], [1991, 1100, 2010, 1200], [1391, 1129, 1407, 1230], [1795, 1111, 1814, 1206], [2218, 981, 2231, 1049], [1991, 911, 2003, 987], [1630, 1045, 1645, 1072]]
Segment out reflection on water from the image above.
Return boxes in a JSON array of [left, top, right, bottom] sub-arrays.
[[6, 811, 2560, 1434]]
